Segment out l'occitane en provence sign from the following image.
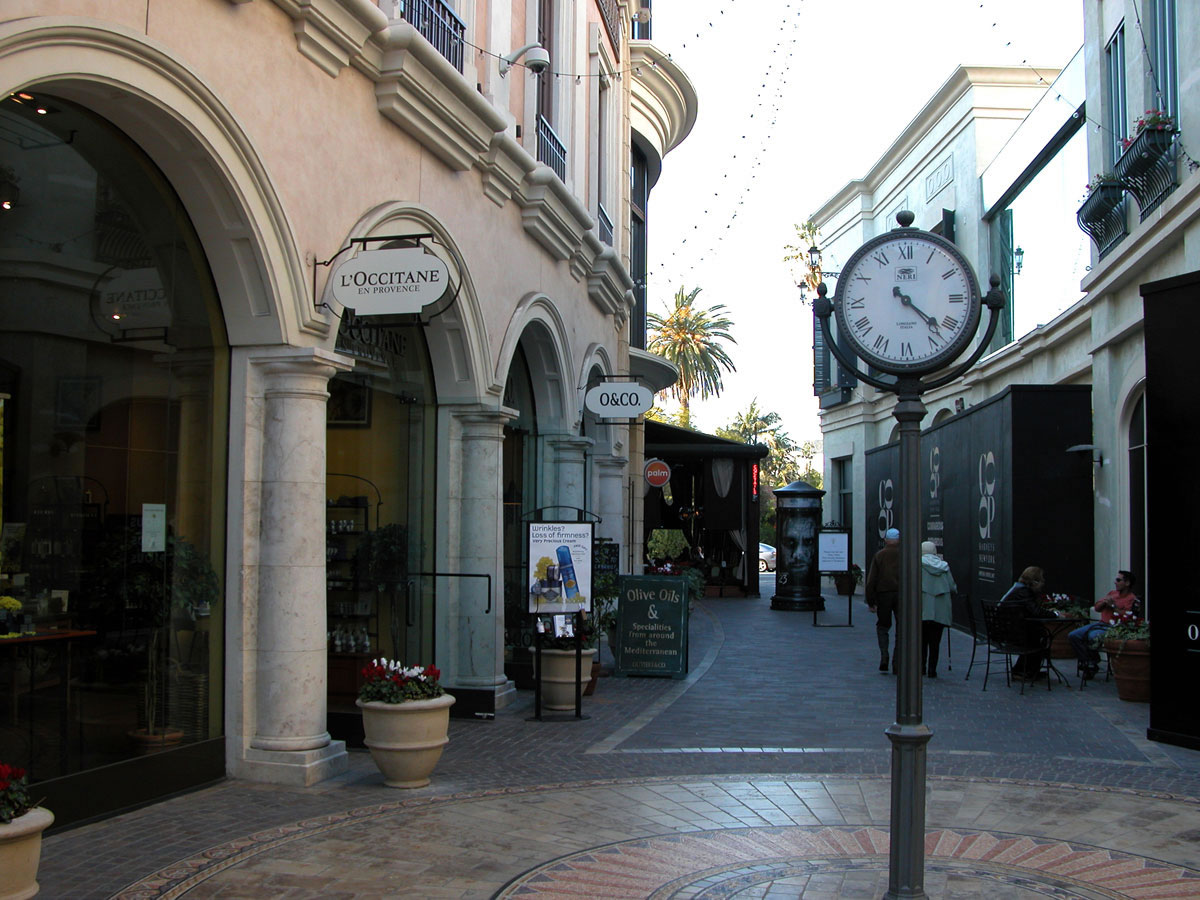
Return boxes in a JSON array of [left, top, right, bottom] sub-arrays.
[[331, 248, 449, 315]]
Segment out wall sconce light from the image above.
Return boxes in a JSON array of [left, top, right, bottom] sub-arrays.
[[808, 244, 822, 270], [1014, 245, 1024, 275], [499, 43, 550, 77], [0, 180, 17, 211]]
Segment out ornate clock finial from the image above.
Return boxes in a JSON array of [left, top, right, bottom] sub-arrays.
[[896, 210, 915, 228]]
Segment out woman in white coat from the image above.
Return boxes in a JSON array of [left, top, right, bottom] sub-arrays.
[[920, 540, 956, 678]]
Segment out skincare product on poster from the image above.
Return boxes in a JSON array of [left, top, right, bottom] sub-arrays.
[[556, 545, 578, 599]]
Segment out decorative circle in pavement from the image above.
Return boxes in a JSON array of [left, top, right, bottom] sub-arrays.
[[495, 827, 1200, 899]]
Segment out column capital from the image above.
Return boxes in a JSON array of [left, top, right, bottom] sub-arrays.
[[594, 454, 629, 471], [450, 404, 519, 433], [544, 433, 595, 455], [249, 347, 355, 393]]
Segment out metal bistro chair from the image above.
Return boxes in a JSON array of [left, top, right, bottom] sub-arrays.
[[953, 591, 989, 681], [979, 599, 1050, 694]]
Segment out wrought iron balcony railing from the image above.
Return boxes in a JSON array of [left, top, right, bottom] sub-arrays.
[[597, 204, 614, 245], [595, 0, 622, 58], [395, 0, 465, 72], [1076, 183, 1128, 259], [537, 115, 567, 182], [1114, 127, 1177, 221]]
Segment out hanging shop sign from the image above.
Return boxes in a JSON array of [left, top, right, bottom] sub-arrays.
[[331, 247, 449, 315], [584, 382, 654, 418], [644, 458, 671, 488], [527, 521, 594, 614]]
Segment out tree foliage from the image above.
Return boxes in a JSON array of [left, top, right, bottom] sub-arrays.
[[647, 286, 737, 427], [714, 398, 821, 490]]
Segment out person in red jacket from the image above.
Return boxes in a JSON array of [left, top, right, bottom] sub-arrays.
[[1069, 570, 1140, 680]]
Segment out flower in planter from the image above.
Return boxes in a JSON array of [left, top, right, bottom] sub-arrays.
[[0, 761, 34, 824], [1084, 172, 1121, 197], [1122, 109, 1176, 150], [1091, 607, 1150, 648], [358, 658, 445, 703]]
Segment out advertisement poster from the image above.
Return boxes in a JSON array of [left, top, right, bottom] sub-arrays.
[[527, 522, 594, 614]]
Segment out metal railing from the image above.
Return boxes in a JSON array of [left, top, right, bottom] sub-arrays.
[[395, 0, 466, 72], [595, 0, 622, 57], [597, 203, 613, 245], [537, 115, 567, 182]]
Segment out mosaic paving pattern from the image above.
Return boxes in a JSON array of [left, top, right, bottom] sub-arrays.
[[498, 827, 1200, 898], [111, 775, 1200, 899]]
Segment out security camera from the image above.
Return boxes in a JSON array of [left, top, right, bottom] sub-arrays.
[[524, 46, 550, 74], [500, 42, 550, 77]]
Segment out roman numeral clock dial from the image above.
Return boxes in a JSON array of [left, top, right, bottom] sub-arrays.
[[833, 229, 982, 375]]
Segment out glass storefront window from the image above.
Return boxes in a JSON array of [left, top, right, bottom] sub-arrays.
[[0, 92, 228, 805], [325, 317, 436, 724]]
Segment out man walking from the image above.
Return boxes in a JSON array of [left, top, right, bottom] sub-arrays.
[[866, 527, 901, 672]]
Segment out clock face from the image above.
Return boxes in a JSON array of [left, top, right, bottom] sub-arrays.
[[833, 230, 982, 374]]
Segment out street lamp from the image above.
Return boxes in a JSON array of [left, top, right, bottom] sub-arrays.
[[1014, 245, 1025, 275]]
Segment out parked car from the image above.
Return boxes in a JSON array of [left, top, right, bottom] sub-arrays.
[[758, 543, 776, 572]]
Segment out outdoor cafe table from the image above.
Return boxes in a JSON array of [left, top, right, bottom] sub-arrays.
[[1030, 617, 1086, 688]]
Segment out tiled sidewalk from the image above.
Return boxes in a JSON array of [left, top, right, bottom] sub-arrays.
[[38, 591, 1200, 898]]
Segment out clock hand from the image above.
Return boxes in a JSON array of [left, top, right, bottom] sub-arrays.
[[892, 287, 941, 334]]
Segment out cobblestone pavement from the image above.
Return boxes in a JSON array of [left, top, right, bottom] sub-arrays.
[[38, 588, 1200, 898]]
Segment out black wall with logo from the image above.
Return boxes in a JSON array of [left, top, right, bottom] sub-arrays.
[[865, 385, 1093, 629], [1144, 270, 1200, 750]]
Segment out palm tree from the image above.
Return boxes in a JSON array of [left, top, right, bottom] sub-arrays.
[[717, 399, 804, 488], [647, 286, 737, 427]]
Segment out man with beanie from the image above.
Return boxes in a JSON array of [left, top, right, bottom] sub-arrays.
[[866, 527, 901, 672], [920, 540, 956, 678]]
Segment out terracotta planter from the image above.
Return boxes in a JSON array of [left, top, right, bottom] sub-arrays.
[[128, 727, 185, 755], [0, 807, 54, 900], [1048, 629, 1074, 659], [1105, 638, 1150, 702], [583, 659, 601, 695], [538, 648, 597, 710], [833, 575, 858, 596], [357, 694, 455, 788]]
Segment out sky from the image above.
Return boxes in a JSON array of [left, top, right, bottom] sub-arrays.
[[645, 0, 1085, 446]]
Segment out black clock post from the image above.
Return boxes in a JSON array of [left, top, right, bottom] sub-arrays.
[[813, 211, 1005, 899]]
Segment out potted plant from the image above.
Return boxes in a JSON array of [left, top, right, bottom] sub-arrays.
[[356, 658, 454, 788], [833, 563, 863, 597], [119, 535, 220, 752], [0, 760, 53, 899], [1042, 593, 1090, 658], [1095, 609, 1150, 702], [537, 617, 597, 710], [1121, 109, 1175, 153]]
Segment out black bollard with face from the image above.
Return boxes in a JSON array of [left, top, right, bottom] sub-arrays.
[[770, 479, 826, 611]]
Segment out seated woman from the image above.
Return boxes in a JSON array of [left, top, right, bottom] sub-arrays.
[[999, 566, 1048, 679], [1069, 570, 1139, 680]]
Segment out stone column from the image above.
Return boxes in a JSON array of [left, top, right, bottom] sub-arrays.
[[449, 409, 514, 703], [545, 434, 594, 516], [243, 349, 350, 785], [593, 455, 628, 550]]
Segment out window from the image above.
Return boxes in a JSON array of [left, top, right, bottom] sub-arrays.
[[1105, 23, 1128, 166], [597, 75, 613, 245], [833, 456, 853, 533], [1128, 393, 1146, 600], [1148, 0, 1177, 120], [630, 144, 649, 349]]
